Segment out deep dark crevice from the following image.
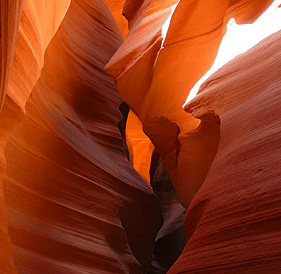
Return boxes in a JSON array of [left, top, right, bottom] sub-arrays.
[[118, 105, 185, 273], [118, 102, 130, 161], [149, 150, 186, 274], [119, 193, 163, 274], [119, 106, 221, 273], [148, 113, 221, 273]]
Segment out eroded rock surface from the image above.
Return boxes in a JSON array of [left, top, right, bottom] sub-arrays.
[[3, 0, 161, 273], [0, 0, 279, 273], [150, 150, 186, 273], [168, 29, 281, 274], [0, 1, 70, 273], [106, 0, 274, 208], [126, 110, 155, 184]]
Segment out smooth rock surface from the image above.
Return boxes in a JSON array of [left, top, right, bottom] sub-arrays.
[[105, 0, 129, 38], [0, 1, 70, 273], [126, 110, 154, 184]]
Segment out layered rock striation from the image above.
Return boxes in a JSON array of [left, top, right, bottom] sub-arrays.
[[0, 1, 71, 272], [0, 0, 280, 273], [168, 29, 281, 273], [3, 0, 162, 273], [106, 0, 275, 208]]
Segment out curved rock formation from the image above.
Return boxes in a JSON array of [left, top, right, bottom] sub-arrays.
[[0, 0, 280, 273], [168, 29, 281, 273], [105, 0, 129, 38], [3, 0, 162, 273], [0, 0, 23, 110], [5, 0, 71, 112], [106, 0, 274, 208], [150, 150, 186, 273], [126, 110, 154, 184], [0, 1, 70, 273]]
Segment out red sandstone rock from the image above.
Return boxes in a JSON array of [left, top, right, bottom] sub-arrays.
[[150, 150, 186, 272], [3, 0, 162, 273], [0, 97, 21, 274], [106, 0, 274, 208], [0, 0, 279, 273], [105, 0, 179, 115], [168, 29, 281, 273], [0, 0, 24, 110]]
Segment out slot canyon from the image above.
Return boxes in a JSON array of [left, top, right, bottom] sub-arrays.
[[0, 0, 281, 273]]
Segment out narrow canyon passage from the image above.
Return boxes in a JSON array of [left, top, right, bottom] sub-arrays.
[[0, 0, 280, 273]]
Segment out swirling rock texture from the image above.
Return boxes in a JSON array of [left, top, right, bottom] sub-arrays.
[[0, 0, 280, 273], [106, 0, 275, 208], [3, 0, 162, 273], [0, 0, 71, 273], [104, 0, 129, 38], [169, 29, 281, 274]]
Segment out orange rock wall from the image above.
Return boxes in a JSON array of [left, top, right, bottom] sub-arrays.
[[0, 0, 280, 273], [126, 111, 154, 184], [0, 1, 70, 273], [3, 0, 162, 273], [105, 0, 129, 38], [106, 0, 274, 207]]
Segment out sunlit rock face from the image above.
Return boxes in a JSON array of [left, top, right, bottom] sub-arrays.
[[126, 110, 154, 184], [3, 0, 162, 273], [168, 29, 281, 274], [106, 0, 274, 208]]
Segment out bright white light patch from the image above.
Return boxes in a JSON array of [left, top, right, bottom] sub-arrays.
[[184, 0, 281, 106], [161, 1, 180, 45]]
